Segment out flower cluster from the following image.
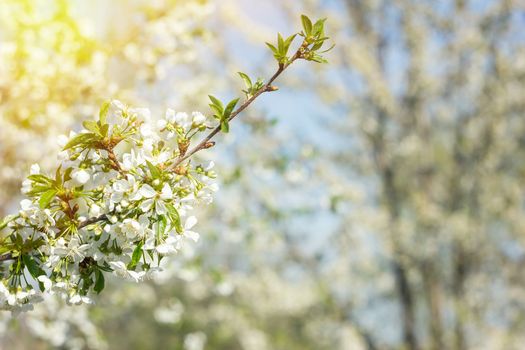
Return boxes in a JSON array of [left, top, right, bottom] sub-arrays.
[[0, 100, 218, 314]]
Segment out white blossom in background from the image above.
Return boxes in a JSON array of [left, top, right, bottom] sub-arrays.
[[183, 332, 207, 350], [0, 0, 215, 216]]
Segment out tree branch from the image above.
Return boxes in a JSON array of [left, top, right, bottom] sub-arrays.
[[171, 44, 305, 168]]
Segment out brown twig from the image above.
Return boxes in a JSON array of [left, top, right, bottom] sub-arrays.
[[0, 253, 12, 262], [78, 214, 108, 229], [107, 148, 126, 175]]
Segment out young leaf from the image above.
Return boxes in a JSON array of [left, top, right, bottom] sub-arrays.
[[312, 41, 324, 51], [312, 18, 327, 36], [284, 34, 297, 52], [253, 78, 265, 91], [27, 174, 53, 185], [146, 160, 161, 179], [301, 15, 313, 36], [208, 95, 223, 110], [98, 263, 113, 272], [99, 101, 110, 124], [209, 104, 223, 119], [100, 123, 109, 137], [310, 54, 329, 64], [82, 120, 100, 134], [55, 165, 62, 184], [277, 33, 285, 54], [318, 43, 335, 53], [208, 95, 224, 120], [39, 189, 57, 208], [22, 255, 43, 279], [128, 241, 144, 269], [223, 98, 240, 120], [63, 133, 97, 151], [238, 72, 252, 89], [156, 216, 167, 240], [166, 204, 183, 233], [265, 42, 278, 55], [221, 119, 230, 133], [0, 215, 16, 231], [94, 269, 105, 294], [63, 167, 73, 183]]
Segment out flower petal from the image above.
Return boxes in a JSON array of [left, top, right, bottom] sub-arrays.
[[139, 184, 157, 198], [160, 183, 172, 200], [184, 216, 197, 230]]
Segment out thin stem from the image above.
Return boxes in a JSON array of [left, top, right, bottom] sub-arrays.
[[79, 214, 108, 229], [171, 45, 304, 168], [0, 253, 12, 262]]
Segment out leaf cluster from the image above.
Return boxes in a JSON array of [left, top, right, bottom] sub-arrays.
[[265, 15, 334, 65], [238, 72, 265, 99], [299, 14, 334, 63], [266, 33, 297, 65], [208, 95, 240, 133]]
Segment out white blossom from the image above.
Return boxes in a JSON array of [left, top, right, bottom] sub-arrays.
[[71, 169, 90, 185]]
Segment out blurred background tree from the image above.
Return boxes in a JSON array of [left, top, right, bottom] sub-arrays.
[[1, 0, 525, 350]]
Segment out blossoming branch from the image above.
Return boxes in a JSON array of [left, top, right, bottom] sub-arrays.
[[0, 15, 332, 314]]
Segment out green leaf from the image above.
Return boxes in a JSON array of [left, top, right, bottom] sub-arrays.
[[277, 33, 285, 54], [100, 123, 109, 137], [0, 243, 11, 256], [82, 120, 100, 134], [0, 215, 16, 231], [221, 119, 230, 133], [146, 160, 161, 179], [55, 165, 62, 184], [39, 189, 57, 208], [63, 133, 97, 151], [312, 18, 327, 36], [312, 41, 324, 51], [223, 98, 240, 120], [301, 15, 313, 35], [27, 185, 51, 196], [238, 72, 252, 89], [166, 204, 183, 233], [22, 255, 43, 278], [253, 78, 265, 90], [284, 34, 297, 52], [99, 101, 110, 124], [208, 95, 223, 110], [156, 216, 167, 240], [94, 269, 105, 294], [319, 43, 335, 53], [15, 234, 23, 249], [128, 241, 144, 269], [63, 167, 73, 183], [310, 54, 329, 64], [209, 104, 223, 119], [27, 174, 53, 185], [98, 262, 113, 272], [208, 95, 224, 120], [265, 42, 278, 54]]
